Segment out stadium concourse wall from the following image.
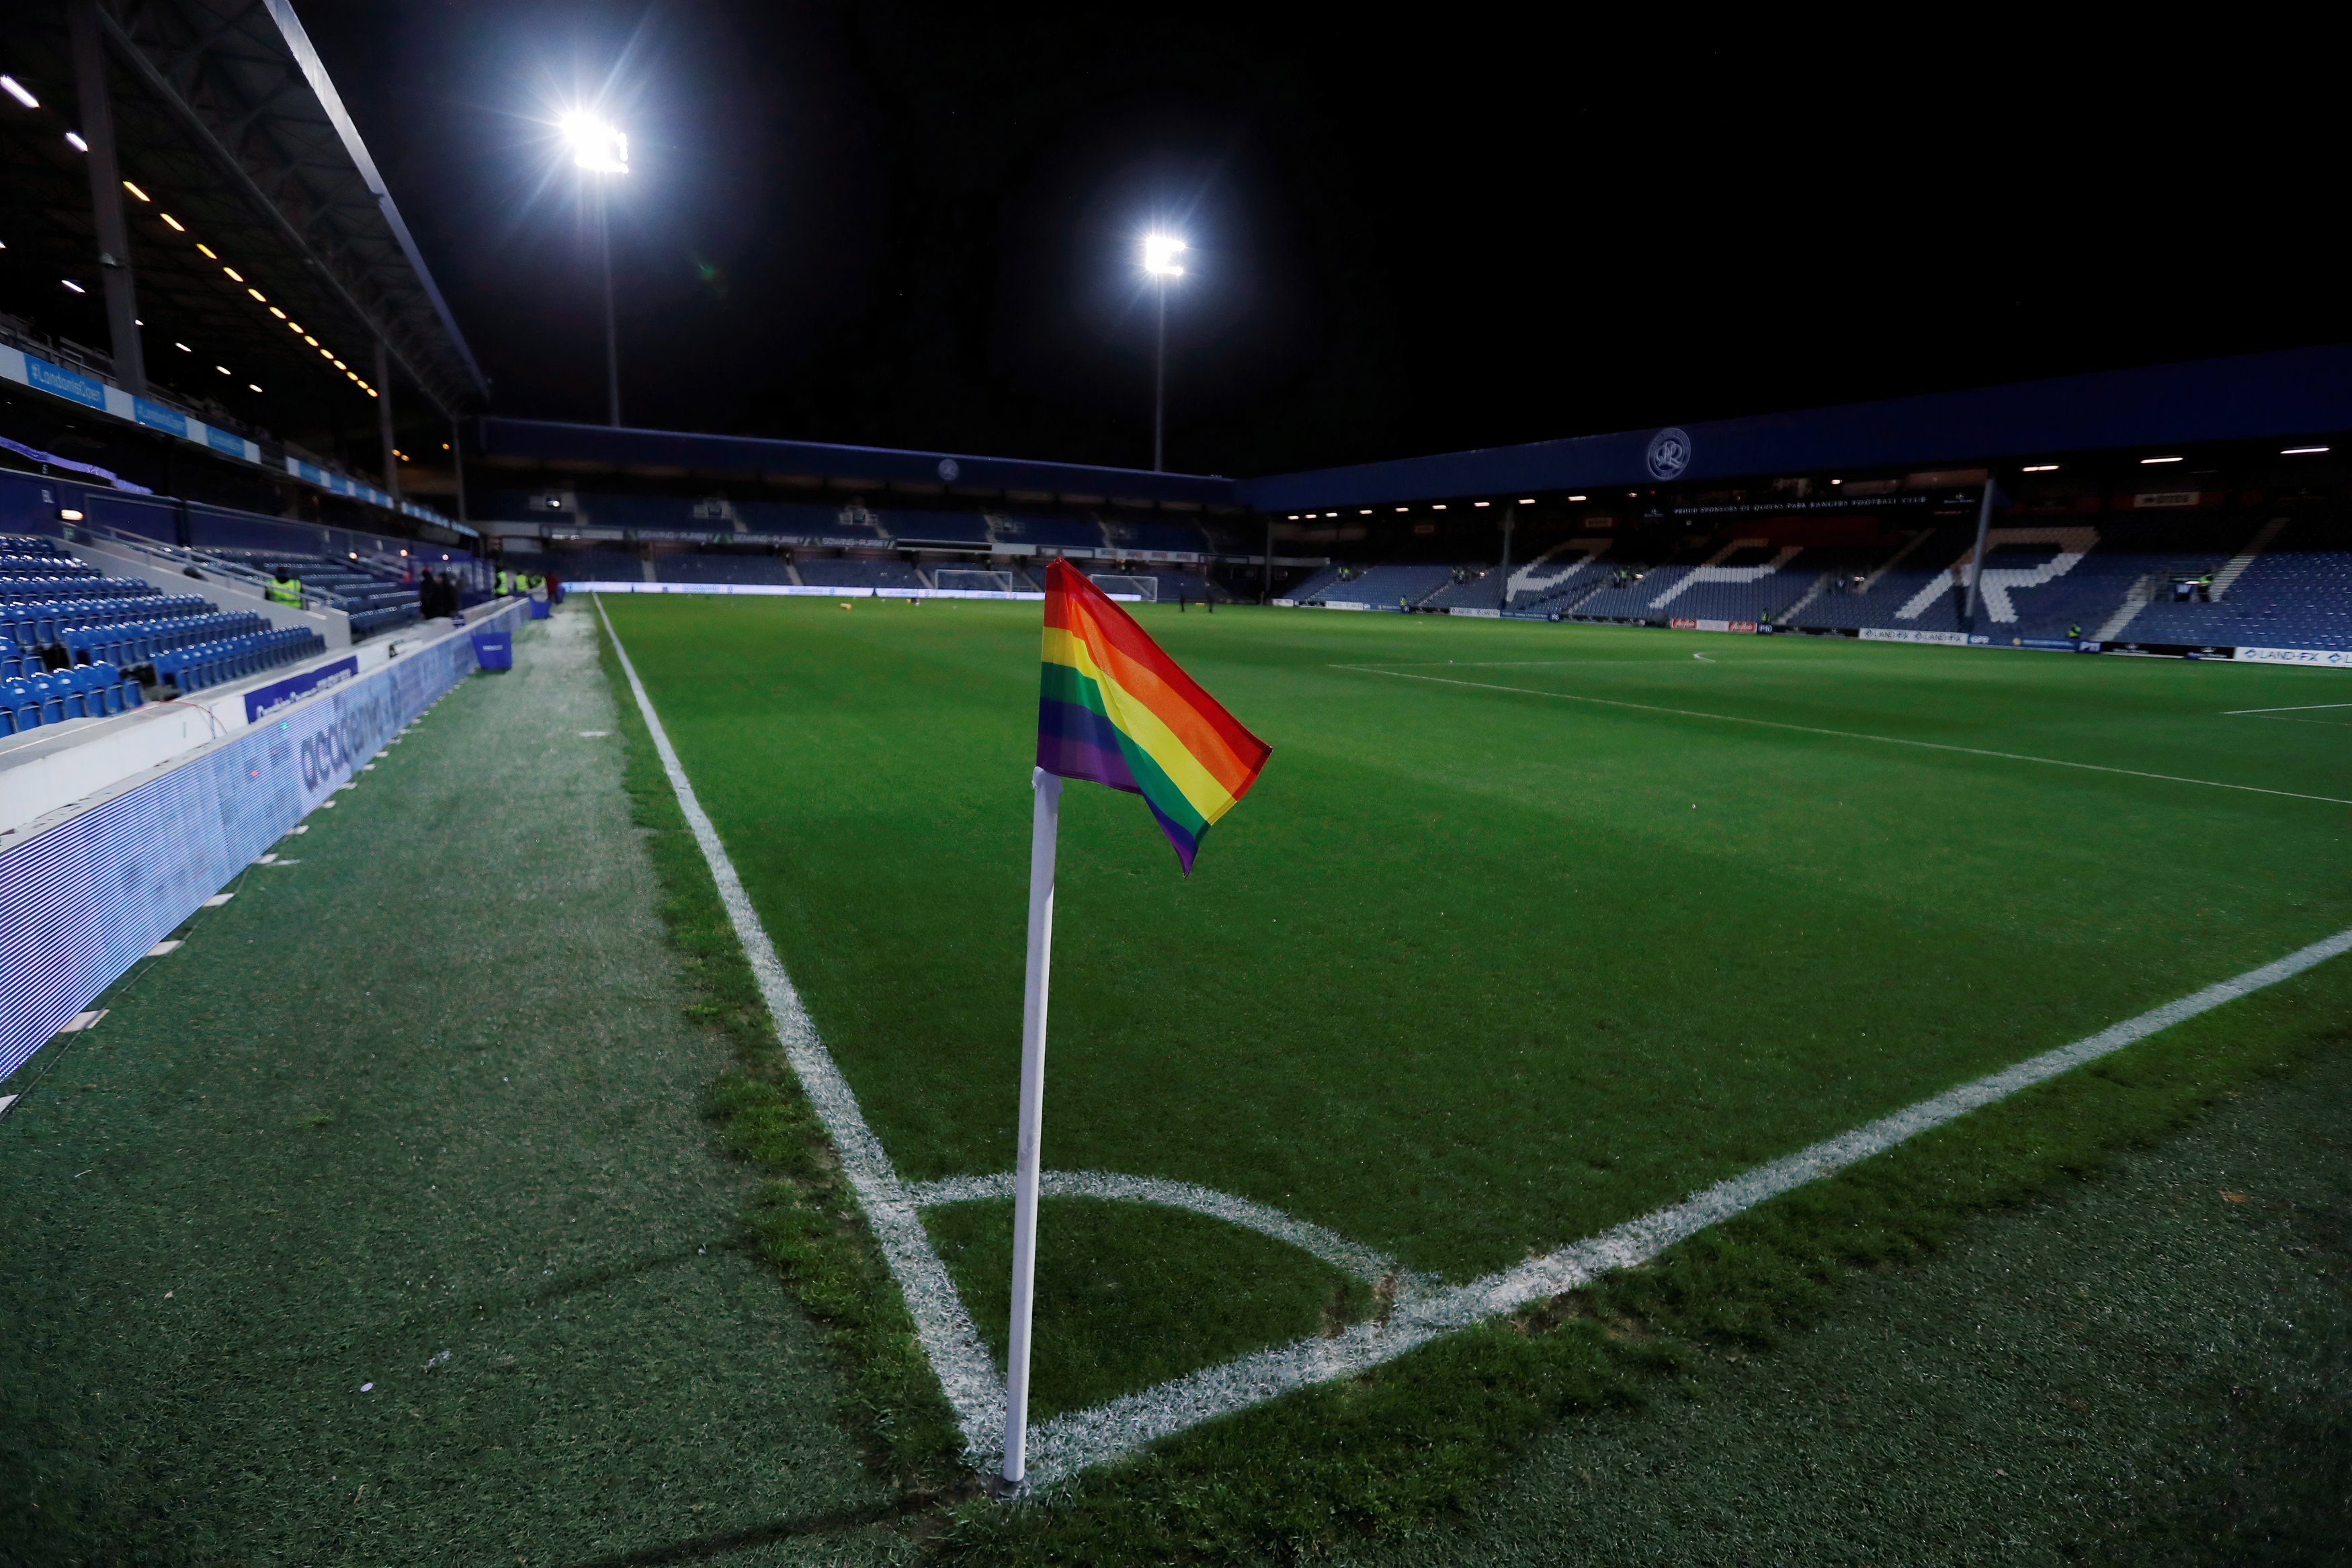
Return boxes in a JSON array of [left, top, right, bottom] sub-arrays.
[[0, 598, 530, 1082]]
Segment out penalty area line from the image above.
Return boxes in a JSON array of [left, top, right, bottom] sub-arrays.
[[1335, 664, 2352, 808]]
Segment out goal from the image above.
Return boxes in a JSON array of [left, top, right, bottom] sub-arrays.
[[1087, 574, 1159, 602], [933, 568, 1019, 594]]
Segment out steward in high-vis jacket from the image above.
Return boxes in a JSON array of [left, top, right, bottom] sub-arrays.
[[266, 568, 303, 607], [497, 568, 513, 597]]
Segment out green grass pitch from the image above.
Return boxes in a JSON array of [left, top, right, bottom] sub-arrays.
[[597, 596, 2352, 1431]]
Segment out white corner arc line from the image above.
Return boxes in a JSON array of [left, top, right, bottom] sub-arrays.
[[907, 1170, 1411, 1286], [1336, 664, 2352, 808], [594, 597, 1007, 1449], [1011, 921, 2352, 1488]]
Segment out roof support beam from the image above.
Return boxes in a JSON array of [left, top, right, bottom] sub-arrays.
[[93, 1, 458, 421], [375, 337, 398, 501], [72, 0, 147, 395]]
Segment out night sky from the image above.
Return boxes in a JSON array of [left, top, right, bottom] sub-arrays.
[[298, 5, 2348, 478]]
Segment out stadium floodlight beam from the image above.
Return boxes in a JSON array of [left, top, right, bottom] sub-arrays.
[[562, 111, 630, 426], [1140, 231, 1187, 471], [560, 111, 629, 174]]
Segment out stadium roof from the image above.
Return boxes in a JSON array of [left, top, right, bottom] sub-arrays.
[[1236, 343, 2352, 513], [475, 417, 1241, 511], [1, 0, 486, 422]]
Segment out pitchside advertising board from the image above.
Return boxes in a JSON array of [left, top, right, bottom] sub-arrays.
[[1670, 617, 1761, 634], [243, 657, 360, 724], [0, 603, 528, 1080], [2236, 646, 2352, 668]]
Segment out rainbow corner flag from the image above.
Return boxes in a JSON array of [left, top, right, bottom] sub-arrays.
[[1036, 560, 1271, 873]]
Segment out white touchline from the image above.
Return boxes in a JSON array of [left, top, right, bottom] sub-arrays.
[[593, 595, 2352, 1495], [2225, 701, 2352, 715], [1337, 665, 2352, 808], [594, 597, 1007, 1450]]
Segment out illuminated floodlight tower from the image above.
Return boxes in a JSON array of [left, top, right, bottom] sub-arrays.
[[1140, 230, 1186, 472], [562, 112, 630, 427]]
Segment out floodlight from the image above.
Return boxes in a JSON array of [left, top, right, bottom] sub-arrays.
[[65, 130, 87, 152], [1, 75, 38, 109], [562, 112, 629, 175], [1140, 231, 1186, 278], [62, 278, 85, 294], [2140, 455, 2182, 464], [2281, 445, 2329, 455]]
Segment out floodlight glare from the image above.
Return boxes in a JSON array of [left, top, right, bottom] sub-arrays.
[[561, 112, 629, 175], [1, 75, 40, 110], [1141, 231, 1186, 278]]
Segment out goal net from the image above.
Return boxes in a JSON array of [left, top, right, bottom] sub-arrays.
[[934, 568, 1018, 593], [1087, 574, 1159, 602]]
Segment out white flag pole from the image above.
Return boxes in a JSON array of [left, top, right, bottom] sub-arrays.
[[1001, 765, 1062, 1490]]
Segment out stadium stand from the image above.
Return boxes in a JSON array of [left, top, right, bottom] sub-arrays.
[[176, 548, 423, 638], [794, 557, 927, 589], [988, 513, 1105, 551], [0, 532, 327, 726], [1419, 566, 1504, 611], [477, 479, 1253, 566], [651, 554, 800, 586], [879, 510, 992, 547], [506, 548, 642, 584], [1502, 540, 1615, 614], [1286, 562, 1458, 608], [2109, 517, 2352, 650], [1142, 571, 1236, 603], [1783, 526, 1977, 633]]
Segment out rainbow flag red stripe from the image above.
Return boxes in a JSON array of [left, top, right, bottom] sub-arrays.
[[1036, 560, 1270, 873]]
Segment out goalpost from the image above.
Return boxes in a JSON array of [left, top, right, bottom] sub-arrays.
[[1086, 574, 1159, 602], [934, 568, 1019, 594]]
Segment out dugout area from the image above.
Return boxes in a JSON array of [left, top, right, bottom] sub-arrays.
[[2, 599, 2347, 1565]]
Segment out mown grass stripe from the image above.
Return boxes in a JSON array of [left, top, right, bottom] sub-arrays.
[[1339, 663, 2352, 807]]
